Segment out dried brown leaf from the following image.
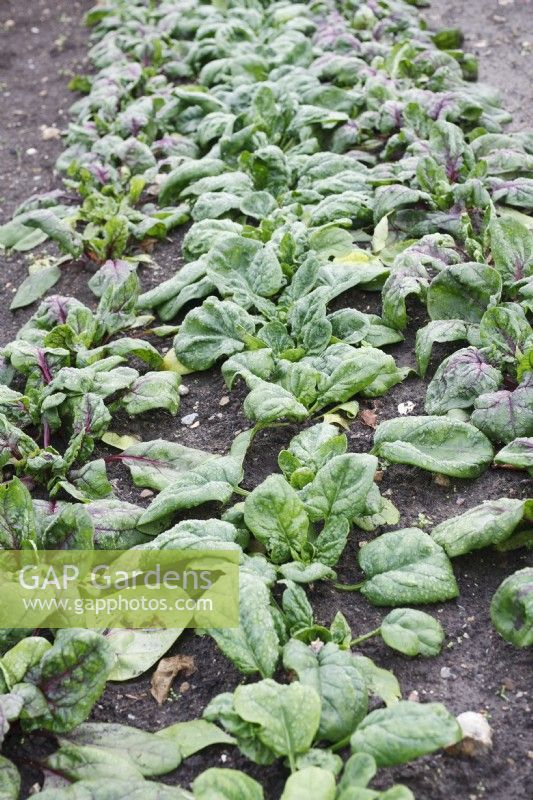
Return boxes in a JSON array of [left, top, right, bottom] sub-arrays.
[[360, 409, 378, 429], [150, 654, 196, 705]]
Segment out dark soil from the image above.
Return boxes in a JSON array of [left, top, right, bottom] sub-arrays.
[[1, 1, 532, 798]]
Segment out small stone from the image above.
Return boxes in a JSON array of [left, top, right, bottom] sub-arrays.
[[398, 401, 415, 415], [219, 396, 230, 406], [448, 712, 492, 757], [179, 681, 190, 693], [26, 147, 37, 156], [31, 26, 40, 33], [440, 667, 453, 679], [190, 420, 200, 429], [41, 125, 61, 140], [220, 753, 228, 763], [434, 473, 451, 488], [178, 384, 189, 396], [140, 489, 154, 499], [408, 690, 420, 702], [181, 413, 198, 426], [4, 20, 15, 30]]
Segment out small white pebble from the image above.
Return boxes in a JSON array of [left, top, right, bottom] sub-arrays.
[[398, 401, 415, 415], [449, 712, 492, 757], [26, 147, 37, 156], [219, 396, 230, 406], [440, 666, 453, 679], [190, 420, 200, 429], [178, 384, 189, 396], [41, 125, 61, 140], [181, 413, 198, 426], [31, 26, 40, 33]]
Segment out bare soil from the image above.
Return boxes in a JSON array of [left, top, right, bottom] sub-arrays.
[[0, 1, 532, 798]]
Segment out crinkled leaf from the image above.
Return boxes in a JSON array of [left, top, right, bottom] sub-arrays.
[[30, 778, 192, 799], [372, 416, 493, 478], [0, 477, 36, 549], [244, 475, 309, 563], [432, 498, 531, 557], [139, 457, 241, 527], [427, 263, 502, 323], [351, 656, 401, 707], [156, 719, 235, 759], [471, 376, 533, 443], [63, 722, 181, 776], [479, 303, 532, 373], [17, 629, 114, 732], [117, 439, 215, 491], [174, 297, 256, 371], [490, 568, 533, 647], [350, 701, 462, 767], [425, 347, 502, 414], [278, 422, 347, 488], [494, 437, 533, 474], [41, 504, 94, 550], [415, 320, 470, 378], [281, 767, 336, 800], [10, 265, 62, 311], [208, 571, 280, 678], [283, 640, 368, 743], [233, 679, 321, 764], [380, 609, 444, 657], [300, 454, 377, 522], [121, 372, 181, 416], [243, 378, 308, 425], [106, 629, 183, 681], [359, 528, 459, 606], [45, 742, 145, 783], [193, 768, 264, 800]]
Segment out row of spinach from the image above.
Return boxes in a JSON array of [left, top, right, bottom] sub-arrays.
[[0, 0, 532, 798]]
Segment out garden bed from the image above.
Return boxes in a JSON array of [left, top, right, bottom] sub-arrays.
[[0, 1, 531, 799]]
